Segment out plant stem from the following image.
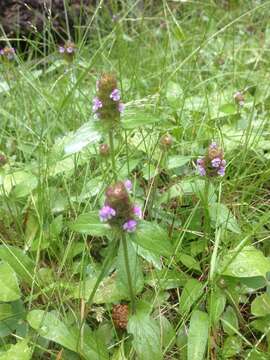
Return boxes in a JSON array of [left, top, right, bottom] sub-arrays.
[[109, 129, 117, 182], [204, 179, 211, 240], [122, 233, 135, 313]]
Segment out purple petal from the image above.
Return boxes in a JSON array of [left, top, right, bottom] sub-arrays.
[[93, 97, 103, 112], [59, 46, 65, 54], [217, 166, 225, 176], [124, 179, 132, 192], [133, 205, 142, 219], [211, 157, 221, 168], [66, 47, 74, 54], [209, 142, 218, 149], [198, 166, 206, 176], [118, 103, 125, 113], [99, 205, 116, 222], [110, 88, 121, 101], [123, 219, 137, 233]]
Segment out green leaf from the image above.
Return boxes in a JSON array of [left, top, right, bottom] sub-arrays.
[[222, 336, 242, 358], [116, 240, 144, 296], [0, 262, 20, 302], [121, 110, 162, 129], [209, 203, 241, 233], [220, 246, 270, 279], [0, 246, 35, 285], [167, 156, 191, 170], [208, 287, 226, 326], [0, 300, 26, 338], [0, 171, 37, 197], [0, 304, 13, 321], [179, 279, 204, 316], [73, 273, 127, 304], [130, 220, 173, 257], [159, 315, 176, 350], [178, 253, 201, 272], [146, 269, 188, 290], [187, 310, 209, 360], [251, 294, 270, 317], [27, 310, 108, 360], [128, 302, 162, 360], [166, 81, 183, 106], [219, 103, 238, 115], [64, 121, 101, 155], [221, 306, 238, 335], [251, 315, 270, 333], [0, 341, 31, 360], [70, 212, 111, 237]]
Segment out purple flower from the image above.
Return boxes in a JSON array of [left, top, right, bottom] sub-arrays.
[[0, 49, 4, 55], [198, 166, 206, 176], [93, 97, 103, 112], [217, 166, 226, 176], [123, 219, 137, 233], [110, 89, 121, 101], [59, 46, 65, 54], [118, 103, 125, 113], [66, 46, 74, 54], [124, 179, 132, 192], [133, 205, 142, 219], [211, 157, 221, 168], [99, 205, 116, 222], [209, 142, 218, 149]]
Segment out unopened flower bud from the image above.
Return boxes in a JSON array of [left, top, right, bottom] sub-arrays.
[[160, 134, 173, 148], [0, 154, 7, 166], [112, 304, 129, 329], [99, 143, 110, 156]]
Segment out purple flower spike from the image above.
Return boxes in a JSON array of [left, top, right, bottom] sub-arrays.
[[110, 88, 121, 101], [211, 157, 221, 168], [59, 46, 65, 54], [99, 205, 116, 222], [133, 205, 142, 219], [198, 166, 206, 176], [124, 179, 132, 192], [118, 103, 125, 113], [123, 219, 137, 233], [217, 167, 226, 176], [93, 97, 103, 112]]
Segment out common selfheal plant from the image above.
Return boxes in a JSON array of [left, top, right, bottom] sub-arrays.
[[99, 181, 142, 233], [197, 142, 226, 177]]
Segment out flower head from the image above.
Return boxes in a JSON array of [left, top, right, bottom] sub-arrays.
[[234, 91, 244, 106], [197, 142, 226, 178], [93, 74, 124, 123], [123, 220, 137, 233], [99, 205, 116, 222], [0, 47, 15, 61]]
